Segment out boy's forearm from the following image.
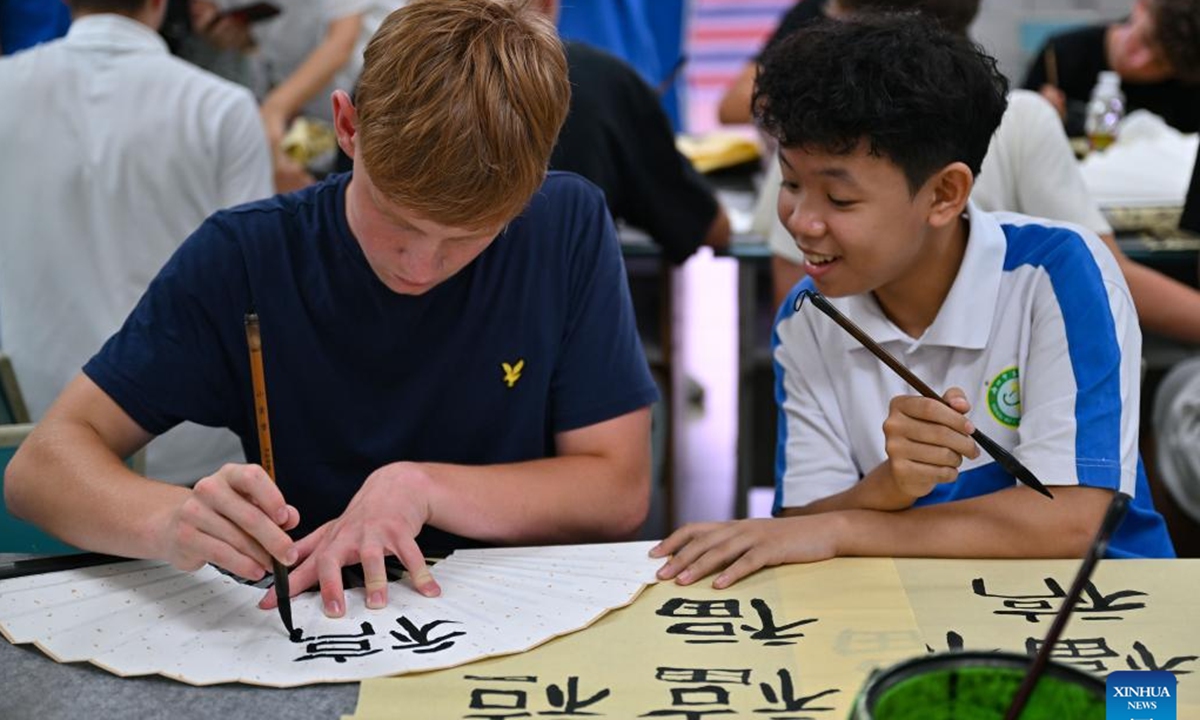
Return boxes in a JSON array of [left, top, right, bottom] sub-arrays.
[[417, 453, 651, 546], [1112, 248, 1200, 344], [831, 485, 1111, 559], [408, 407, 653, 545], [6, 417, 185, 560], [419, 453, 651, 542], [782, 462, 914, 516]]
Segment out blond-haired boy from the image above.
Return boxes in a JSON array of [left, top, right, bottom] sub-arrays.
[[7, 0, 658, 618]]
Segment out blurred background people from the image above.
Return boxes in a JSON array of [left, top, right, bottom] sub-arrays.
[[536, 0, 729, 264], [1023, 0, 1200, 135], [0, 0, 273, 484], [189, 0, 399, 190]]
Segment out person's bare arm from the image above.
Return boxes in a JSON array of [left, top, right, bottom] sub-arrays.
[[998, 93, 1200, 342], [717, 62, 757, 125], [420, 407, 653, 544], [652, 485, 1109, 588], [1101, 233, 1200, 343], [264, 407, 654, 616], [259, 13, 363, 148], [4, 375, 296, 576], [6, 375, 165, 557], [648, 386, 1109, 587], [775, 388, 980, 517]]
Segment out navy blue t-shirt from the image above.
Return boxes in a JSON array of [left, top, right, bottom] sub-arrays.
[[84, 172, 660, 551]]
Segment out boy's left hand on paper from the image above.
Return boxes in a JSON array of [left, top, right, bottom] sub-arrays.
[[650, 515, 843, 589], [259, 462, 443, 618]]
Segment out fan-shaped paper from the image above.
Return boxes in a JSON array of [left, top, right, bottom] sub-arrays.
[[0, 541, 663, 687]]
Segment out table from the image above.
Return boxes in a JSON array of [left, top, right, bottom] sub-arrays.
[[1116, 228, 1200, 286], [0, 554, 356, 720], [0, 639, 357, 720], [3, 557, 1194, 719]]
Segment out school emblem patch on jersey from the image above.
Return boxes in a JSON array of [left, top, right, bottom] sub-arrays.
[[501, 359, 525, 388], [986, 366, 1021, 428]]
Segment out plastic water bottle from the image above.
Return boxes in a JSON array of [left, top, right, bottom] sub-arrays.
[[1084, 71, 1125, 151]]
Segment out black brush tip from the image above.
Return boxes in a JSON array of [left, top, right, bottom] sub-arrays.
[[1013, 466, 1055, 499], [272, 560, 294, 634], [972, 430, 1054, 499]]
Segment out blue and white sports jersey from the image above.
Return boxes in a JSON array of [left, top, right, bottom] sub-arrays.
[[772, 202, 1173, 558]]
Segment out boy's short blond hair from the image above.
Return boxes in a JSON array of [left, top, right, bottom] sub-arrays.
[[355, 0, 570, 230]]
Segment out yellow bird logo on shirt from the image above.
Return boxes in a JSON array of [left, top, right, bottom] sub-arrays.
[[502, 359, 525, 388]]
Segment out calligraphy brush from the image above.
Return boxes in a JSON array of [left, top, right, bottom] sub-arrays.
[[244, 311, 294, 635], [1044, 44, 1059, 90], [1002, 492, 1130, 720], [795, 289, 1054, 499]]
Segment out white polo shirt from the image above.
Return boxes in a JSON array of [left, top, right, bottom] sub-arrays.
[[771, 202, 1172, 557], [0, 15, 273, 484]]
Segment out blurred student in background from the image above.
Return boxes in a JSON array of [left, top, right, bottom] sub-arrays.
[[536, 0, 730, 264], [190, 0, 399, 191], [0, 0, 273, 483], [745, 0, 1200, 346], [1023, 0, 1200, 135]]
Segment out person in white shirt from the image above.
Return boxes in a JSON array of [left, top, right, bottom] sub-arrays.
[[1152, 147, 1200, 545], [0, 0, 273, 485], [654, 14, 1173, 589], [191, 0, 398, 190], [760, 0, 1200, 344]]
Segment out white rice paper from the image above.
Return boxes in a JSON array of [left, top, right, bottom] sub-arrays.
[[0, 541, 663, 687]]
